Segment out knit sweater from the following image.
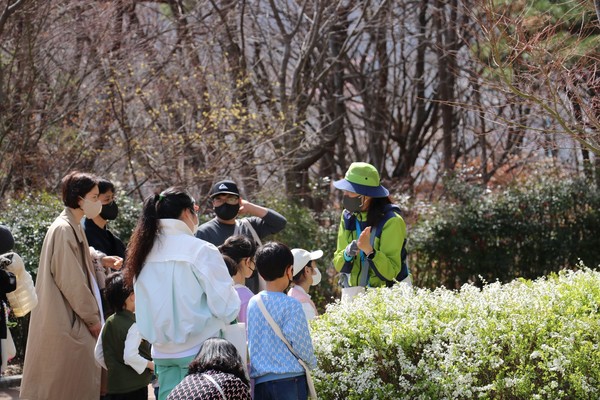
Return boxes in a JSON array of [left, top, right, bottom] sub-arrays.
[[247, 291, 316, 384]]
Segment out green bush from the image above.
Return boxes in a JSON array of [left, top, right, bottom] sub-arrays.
[[312, 265, 600, 399], [1, 192, 63, 361], [3, 192, 63, 278], [410, 175, 600, 289], [2, 192, 140, 276], [108, 194, 141, 244]]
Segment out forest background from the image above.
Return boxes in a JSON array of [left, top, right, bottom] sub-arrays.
[[1, 0, 600, 360]]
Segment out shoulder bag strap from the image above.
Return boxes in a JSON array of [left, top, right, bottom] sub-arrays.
[[241, 219, 262, 246], [234, 219, 242, 236], [202, 373, 227, 400], [368, 222, 391, 283], [368, 210, 408, 284], [256, 297, 298, 356], [256, 296, 317, 399]]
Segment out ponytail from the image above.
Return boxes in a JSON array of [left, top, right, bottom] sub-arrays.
[[221, 254, 238, 277], [124, 194, 160, 287], [124, 187, 195, 287]]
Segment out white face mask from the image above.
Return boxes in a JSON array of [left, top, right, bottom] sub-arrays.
[[80, 198, 102, 219], [311, 267, 322, 286]]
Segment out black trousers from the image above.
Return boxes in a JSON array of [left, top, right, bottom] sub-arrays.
[[106, 386, 148, 400]]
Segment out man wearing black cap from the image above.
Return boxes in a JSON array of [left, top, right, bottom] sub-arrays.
[[196, 180, 287, 293]]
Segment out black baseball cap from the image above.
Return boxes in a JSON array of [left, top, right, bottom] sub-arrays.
[[209, 180, 240, 198]]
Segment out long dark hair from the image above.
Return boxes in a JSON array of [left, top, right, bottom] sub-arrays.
[[188, 338, 249, 386], [124, 187, 195, 287], [366, 196, 393, 228]]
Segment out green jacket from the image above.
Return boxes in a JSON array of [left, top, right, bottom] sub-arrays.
[[333, 209, 407, 287]]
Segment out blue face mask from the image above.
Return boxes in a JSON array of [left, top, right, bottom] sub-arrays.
[[343, 195, 363, 213]]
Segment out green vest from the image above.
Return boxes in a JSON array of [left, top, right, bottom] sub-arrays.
[[101, 310, 152, 394]]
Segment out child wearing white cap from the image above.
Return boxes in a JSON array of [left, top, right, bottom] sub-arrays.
[[288, 249, 323, 322]]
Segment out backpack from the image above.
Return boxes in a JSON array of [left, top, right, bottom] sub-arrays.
[[342, 204, 409, 287]]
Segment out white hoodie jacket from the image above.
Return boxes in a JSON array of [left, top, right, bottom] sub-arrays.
[[134, 219, 240, 358]]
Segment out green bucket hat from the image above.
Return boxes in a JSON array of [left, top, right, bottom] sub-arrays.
[[333, 162, 389, 197]]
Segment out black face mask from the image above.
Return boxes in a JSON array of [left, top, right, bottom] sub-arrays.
[[343, 195, 363, 213], [100, 201, 119, 221], [214, 203, 240, 220]]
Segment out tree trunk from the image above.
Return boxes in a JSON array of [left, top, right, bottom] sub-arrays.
[[435, 0, 458, 172]]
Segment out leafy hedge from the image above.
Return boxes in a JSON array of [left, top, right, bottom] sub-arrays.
[[3, 193, 63, 278], [312, 266, 600, 399], [2, 192, 140, 278], [410, 176, 600, 289]]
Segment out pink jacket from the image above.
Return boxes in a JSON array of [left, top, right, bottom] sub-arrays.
[[288, 286, 317, 321]]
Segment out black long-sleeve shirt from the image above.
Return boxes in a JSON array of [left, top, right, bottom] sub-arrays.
[[83, 218, 126, 259], [195, 209, 287, 247]]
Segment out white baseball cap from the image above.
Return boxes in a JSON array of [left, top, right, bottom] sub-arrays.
[[291, 248, 323, 276]]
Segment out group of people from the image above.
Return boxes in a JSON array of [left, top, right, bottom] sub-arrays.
[[11, 161, 409, 400]]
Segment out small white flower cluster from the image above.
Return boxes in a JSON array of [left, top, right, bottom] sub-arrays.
[[311, 265, 600, 399]]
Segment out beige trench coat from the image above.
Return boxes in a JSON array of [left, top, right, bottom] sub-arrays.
[[20, 208, 102, 400]]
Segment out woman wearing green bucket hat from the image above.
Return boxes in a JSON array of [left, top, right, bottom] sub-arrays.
[[332, 162, 410, 300]]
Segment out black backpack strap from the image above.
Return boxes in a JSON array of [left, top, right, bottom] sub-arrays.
[[340, 260, 353, 274], [342, 209, 356, 231], [369, 205, 409, 285]]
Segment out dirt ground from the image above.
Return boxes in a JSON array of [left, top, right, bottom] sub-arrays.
[[0, 384, 156, 399], [1, 364, 156, 399], [0, 387, 19, 400]]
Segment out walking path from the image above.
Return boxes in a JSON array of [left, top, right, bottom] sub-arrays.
[[0, 376, 20, 399], [0, 387, 18, 400], [0, 376, 156, 399]]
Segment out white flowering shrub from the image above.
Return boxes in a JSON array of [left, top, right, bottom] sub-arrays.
[[312, 266, 600, 399]]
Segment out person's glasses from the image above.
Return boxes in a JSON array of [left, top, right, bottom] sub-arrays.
[[212, 196, 239, 207]]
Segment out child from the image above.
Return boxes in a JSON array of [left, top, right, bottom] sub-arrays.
[[219, 235, 257, 323], [247, 242, 317, 400], [288, 248, 323, 322], [95, 272, 154, 400]]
